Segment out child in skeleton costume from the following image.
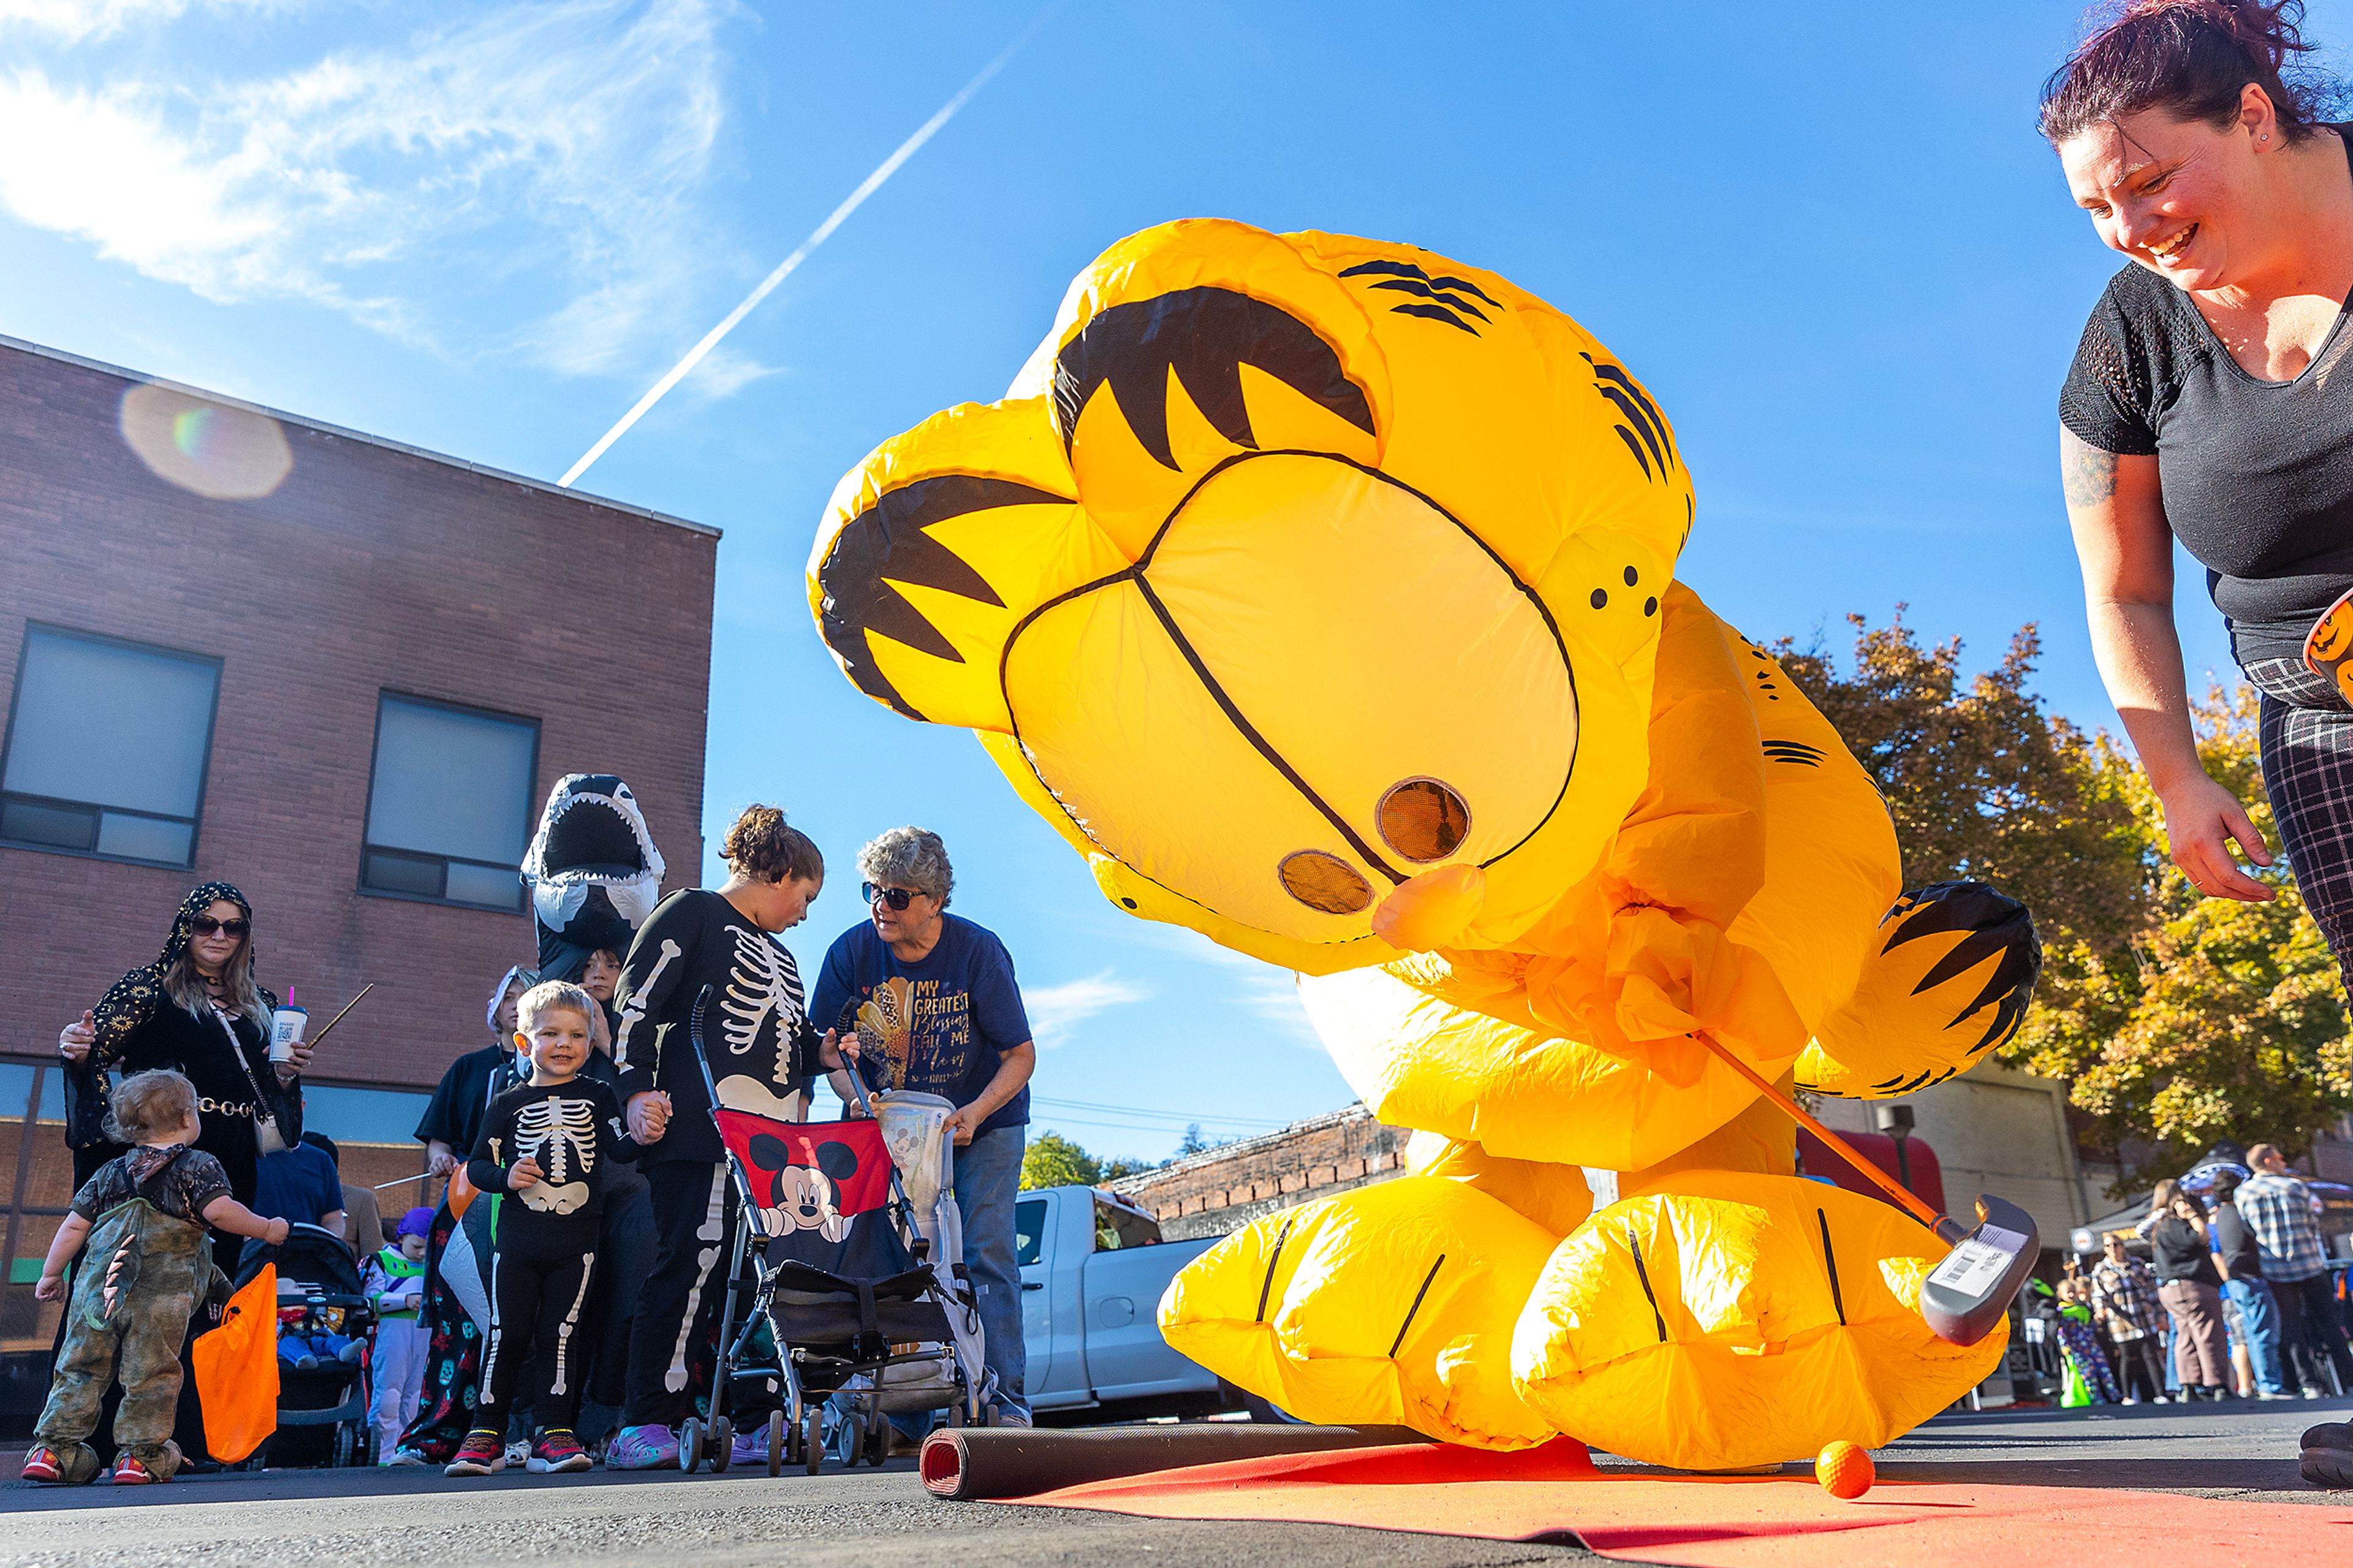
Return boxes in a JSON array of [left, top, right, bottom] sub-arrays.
[[23, 1071, 287, 1487], [444, 982, 659, 1479], [606, 805, 830, 1472]]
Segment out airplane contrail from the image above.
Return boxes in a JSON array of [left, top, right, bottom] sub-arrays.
[[559, 13, 1051, 488]]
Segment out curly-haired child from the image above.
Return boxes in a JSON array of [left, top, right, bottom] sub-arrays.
[[22, 1069, 288, 1485]]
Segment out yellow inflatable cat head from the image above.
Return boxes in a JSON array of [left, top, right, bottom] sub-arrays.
[[808, 219, 1694, 974]]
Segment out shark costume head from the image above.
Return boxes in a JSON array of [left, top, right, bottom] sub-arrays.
[[520, 773, 666, 983]]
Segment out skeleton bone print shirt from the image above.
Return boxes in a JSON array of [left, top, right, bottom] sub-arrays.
[[613, 890, 819, 1165], [468, 1078, 643, 1223]]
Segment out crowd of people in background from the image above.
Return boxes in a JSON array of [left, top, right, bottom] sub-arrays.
[[20, 800, 1037, 1485], [2046, 1144, 2353, 1410]]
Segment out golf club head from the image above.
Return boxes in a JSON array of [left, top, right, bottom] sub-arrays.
[[1919, 1192, 2038, 1346]]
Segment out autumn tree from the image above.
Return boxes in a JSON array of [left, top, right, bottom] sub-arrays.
[[1774, 611, 2145, 952], [1780, 616, 2351, 1188], [2008, 688, 2353, 1183]]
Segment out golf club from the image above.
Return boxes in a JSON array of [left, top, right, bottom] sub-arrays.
[[1694, 1034, 2038, 1346]]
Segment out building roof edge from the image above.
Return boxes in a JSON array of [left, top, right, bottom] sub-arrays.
[[0, 333, 722, 541]]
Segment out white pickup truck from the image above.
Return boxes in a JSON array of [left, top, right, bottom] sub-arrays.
[[1018, 1184, 1252, 1422]]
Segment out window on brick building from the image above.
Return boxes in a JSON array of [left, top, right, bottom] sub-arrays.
[[0, 624, 220, 867], [360, 693, 537, 911]]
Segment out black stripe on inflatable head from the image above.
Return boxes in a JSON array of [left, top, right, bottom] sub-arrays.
[[1051, 286, 1376, 470], [1881, 880, 2044, 1056], [817, 474, 1067, 720]]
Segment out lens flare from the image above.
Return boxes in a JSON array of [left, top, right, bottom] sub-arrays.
[[120, 384, 292, 500]]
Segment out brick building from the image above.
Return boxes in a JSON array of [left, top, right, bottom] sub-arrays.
[[1109, 1105, 1408, 1240], [0, 335, 716, 1394]]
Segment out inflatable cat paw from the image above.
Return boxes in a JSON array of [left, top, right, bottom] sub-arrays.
[[806, 219, 2039, 1469]]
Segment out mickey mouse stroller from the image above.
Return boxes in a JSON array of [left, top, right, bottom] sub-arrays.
[[675, 986, 994, 1475], [232, 1221, 377, 1468]]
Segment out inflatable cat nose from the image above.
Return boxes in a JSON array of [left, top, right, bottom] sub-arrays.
[[1371, 864, 1488, 951]]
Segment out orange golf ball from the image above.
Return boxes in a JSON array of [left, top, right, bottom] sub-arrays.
[[1814, 1440, 1874, 1499]]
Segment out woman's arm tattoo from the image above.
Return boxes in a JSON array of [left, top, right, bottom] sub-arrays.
[[2061, 431, 2119, 509]]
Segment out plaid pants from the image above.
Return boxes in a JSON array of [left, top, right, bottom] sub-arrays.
[[2245, 656, 2353, 987]]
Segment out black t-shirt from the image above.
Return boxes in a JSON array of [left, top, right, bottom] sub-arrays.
[[414, 1042, 525, 1160], [467, 1078, 641, 1224], [2060, 127, 2353, 662], [612, 889, 817, 1165], [2150, 1214, 2222, 1286], [2215, 1203, 2265, 1280]]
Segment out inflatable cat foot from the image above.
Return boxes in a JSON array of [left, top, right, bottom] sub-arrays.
[[1158, 1176, 1559, 1449], [1512, 1171, 2006, 1472]]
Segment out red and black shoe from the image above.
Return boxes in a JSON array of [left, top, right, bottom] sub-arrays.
[[444, 1428, 507, 1477], [527, 1428, 592, 1474], [20, 1446, 62, 1483], [110, 1450, 166, 1485]]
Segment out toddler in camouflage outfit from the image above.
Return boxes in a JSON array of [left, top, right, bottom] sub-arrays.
[[21, 1070, 287, 1485]]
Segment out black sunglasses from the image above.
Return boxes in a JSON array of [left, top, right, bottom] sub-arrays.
[[862, 882, 917, 911], [189, 915, 249, 937]]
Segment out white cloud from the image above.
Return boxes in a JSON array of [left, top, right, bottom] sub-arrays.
[[679, 342, 782, 405], [1024, 970, 1150, 1050], [0, 0, 754, 384]]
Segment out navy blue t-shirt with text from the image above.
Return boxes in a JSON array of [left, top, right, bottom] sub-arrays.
[[808, 913, 1031, 1137]]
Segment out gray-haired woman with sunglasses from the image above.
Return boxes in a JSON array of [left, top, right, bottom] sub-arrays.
[[55, 882, 308, 1202]]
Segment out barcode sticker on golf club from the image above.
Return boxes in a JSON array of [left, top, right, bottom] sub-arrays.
[[1928, 1223, 2029, 1295]]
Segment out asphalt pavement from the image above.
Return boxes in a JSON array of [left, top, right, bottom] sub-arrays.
[[0, 1395, 2344, 1567]]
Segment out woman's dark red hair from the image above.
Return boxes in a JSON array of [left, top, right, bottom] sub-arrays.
[[2040, 0, 2334, 145]]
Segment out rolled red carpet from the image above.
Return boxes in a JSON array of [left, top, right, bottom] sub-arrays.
[[919, 1423, 1430, 1501]]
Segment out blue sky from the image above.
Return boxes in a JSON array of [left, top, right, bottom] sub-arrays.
[[4, 0, 2336, 1161]]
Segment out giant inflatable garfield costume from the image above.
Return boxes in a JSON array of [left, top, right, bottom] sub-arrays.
[[806, 219, 2040, 1471]]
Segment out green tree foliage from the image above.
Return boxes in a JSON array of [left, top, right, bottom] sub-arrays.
[[1782, 618, 2351, 1187], [2008, 689, 2352, 1183], [1020, 1131, 1100, 1191], [1018, 1131, 1160, 1190]]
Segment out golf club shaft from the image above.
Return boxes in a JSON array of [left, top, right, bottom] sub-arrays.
[[1690, 1033, 1947, 1233]]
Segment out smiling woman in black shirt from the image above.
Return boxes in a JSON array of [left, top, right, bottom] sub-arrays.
[[2048, 2, 2353, 983]]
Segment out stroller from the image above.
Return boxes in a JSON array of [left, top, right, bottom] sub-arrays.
[[230, 1221, 377, 1468], [675, 985, 996, 1475]]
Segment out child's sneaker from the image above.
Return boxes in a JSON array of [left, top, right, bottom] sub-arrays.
[[730, 1427, 769, 1468], [20, 1447, 62, 1483], [527, 1430, 592, 1474], [604, 1423, 678, 1470], [383, 1447, 429, 1467], [444, 1428, 507, 1477], [110, 1449, 170, 1485]]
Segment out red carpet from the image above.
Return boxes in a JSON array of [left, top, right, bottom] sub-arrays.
[[998, 1439, 2353, 1565]]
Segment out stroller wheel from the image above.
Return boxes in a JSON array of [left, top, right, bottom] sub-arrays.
[[710, 1415, 733, 1474], [982, 1403, 1001, 1428], [803, 1406, 823, 1475], [864, 1415, 886, 1468], [767, 1409, 785, 1477], [947, 1396, 966, 1429], [679, 1415, 705, 1475], [332, 1423, 354, 1469], [842, 1414, 865, 1468]]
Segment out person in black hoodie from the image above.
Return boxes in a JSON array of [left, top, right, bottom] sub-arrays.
[[605, 804, 837, 1470]]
